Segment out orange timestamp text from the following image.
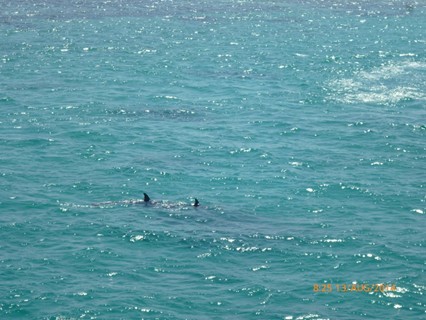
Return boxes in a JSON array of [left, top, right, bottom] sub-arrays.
[[313, 283, 397, 293]]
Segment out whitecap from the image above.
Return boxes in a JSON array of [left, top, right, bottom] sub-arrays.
[[197, 252, 211, 258], [252, 265, 269, 272], [130, 235, 145, 242], [322, 239, 343, 243]]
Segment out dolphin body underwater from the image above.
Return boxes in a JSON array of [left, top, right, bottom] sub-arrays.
[[91, 193, 200, 208], [143, 193, 199, 207]]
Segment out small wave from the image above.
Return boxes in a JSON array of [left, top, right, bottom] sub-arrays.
[[105, 107, 199, 121], [0, 95, 16, 103]]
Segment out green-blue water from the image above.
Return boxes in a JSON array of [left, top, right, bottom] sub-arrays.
[[1, 0, 425, 319]]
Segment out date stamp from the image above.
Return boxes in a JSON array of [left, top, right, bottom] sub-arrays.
[[313, 283, 397, 293]]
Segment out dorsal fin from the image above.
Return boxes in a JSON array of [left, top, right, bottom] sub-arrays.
[[143, 193, 150, 202], [193, 198, 200, 207]]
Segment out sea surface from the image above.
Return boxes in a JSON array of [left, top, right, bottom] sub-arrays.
[[1, 0, 425, 319]]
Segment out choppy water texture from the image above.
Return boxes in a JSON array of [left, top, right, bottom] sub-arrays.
[[1, 0, 425, 319]]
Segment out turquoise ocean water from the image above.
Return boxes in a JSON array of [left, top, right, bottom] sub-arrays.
[[1, 0, 425, 319]]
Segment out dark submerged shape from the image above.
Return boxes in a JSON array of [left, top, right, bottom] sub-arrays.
[[142, 192, 198, 207]]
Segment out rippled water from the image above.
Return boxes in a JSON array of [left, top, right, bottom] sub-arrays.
[[1, 0, 425, 319]]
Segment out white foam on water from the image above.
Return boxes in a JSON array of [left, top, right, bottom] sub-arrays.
[[327, 60, 426, 104]]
